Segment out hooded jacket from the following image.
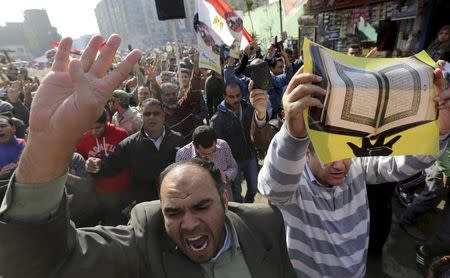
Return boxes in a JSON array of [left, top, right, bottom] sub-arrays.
[[210, 100, 255, 161]]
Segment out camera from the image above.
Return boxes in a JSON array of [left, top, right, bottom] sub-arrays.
[[248, 61, 273, 91]]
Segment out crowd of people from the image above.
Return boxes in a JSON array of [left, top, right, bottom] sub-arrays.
[[0, 25, 449, 278]]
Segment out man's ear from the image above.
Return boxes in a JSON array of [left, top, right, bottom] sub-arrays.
[[222, 189, 229, 212], [306, 148, 311, 163]]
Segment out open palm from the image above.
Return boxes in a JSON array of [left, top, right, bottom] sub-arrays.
[[29, 35, 141, 142]]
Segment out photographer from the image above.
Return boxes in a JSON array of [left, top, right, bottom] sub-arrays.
[[265, 39, 293, 116]]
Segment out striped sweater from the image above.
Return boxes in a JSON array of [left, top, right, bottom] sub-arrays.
[[258, 125, 446, 278]]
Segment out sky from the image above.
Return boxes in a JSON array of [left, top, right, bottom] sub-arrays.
[[1, 0, 101, 38]]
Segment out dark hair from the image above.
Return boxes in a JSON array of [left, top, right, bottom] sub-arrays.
[[159, 158, 225, 198], [269, 57, 283, 68], [96, 110, 108, 124], [141, 98, 164, 110], [439, 25, 450, 34], [192, 125, 217, 148], [224, 82, 241, 95], [180, 68, 191, 75], [0, 115, 14, 127], [285, 48, 293, 55]]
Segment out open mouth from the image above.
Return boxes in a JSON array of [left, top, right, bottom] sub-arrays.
[[186, 235, 209, 252]]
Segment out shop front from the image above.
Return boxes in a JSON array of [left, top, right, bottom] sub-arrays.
[[300, 0, 435, 57]]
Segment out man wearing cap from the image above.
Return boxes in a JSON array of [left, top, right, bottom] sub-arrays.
[[110, 90, 142, 135], [0, 100, 26, 139]]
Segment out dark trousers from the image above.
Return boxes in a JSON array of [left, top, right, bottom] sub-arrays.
[[367, 182, 397, 254], [233, 152, 259, 203], [366, 182, 397, 276], [424, 190, 450, 257]]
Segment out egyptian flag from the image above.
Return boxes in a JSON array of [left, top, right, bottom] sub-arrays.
[[50, 41, 83, 56], [50, 40, 107, 56], [197, 0, 253, 49]]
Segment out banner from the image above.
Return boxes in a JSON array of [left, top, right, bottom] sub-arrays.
[[197, 0, 252, 49], [303, 39, 439, 164], [193, 13, 222, 74], [281, 0, 307, 18]]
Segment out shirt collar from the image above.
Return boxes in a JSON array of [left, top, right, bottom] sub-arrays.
[[145, 128, 165, 143], [305, 163, 318, 184], [210, 220, 232, 262]]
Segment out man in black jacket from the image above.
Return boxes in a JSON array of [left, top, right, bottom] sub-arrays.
[[210, 83, 258, 203], [86, 98, 184, 203]]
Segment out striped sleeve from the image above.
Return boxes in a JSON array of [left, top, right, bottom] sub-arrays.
[[258, 124, 309, 204], [364, 134, 449, 184]]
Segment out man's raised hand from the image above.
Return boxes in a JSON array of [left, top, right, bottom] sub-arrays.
[[282, 66, 326, 138], [17, 34, 141, 183], [248, 80, 269, 121], [29, 34, 141, 144]]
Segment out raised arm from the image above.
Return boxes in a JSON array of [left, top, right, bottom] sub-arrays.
[[179, 51, 202, 107], [144, 64, 162, 100], [0, 34, 143, 277], [235, 44, 252, 76], [258, 68, 326, 204], [190, 50, 201, 91], [16, 35, 140, 185]]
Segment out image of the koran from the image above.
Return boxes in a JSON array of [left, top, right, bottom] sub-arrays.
[[303, 38, 439, 163]]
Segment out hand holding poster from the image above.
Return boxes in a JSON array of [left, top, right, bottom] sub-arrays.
[[197, 0, 252, 47], [194, 13, 222, 74], [195, 0, 253, 73], [303, 39, 439, 163]]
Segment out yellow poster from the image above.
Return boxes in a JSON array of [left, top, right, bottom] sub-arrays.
[[303, 38, 439, 164]]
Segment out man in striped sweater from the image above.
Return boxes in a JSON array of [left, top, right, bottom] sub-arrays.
[[258, 68, 450, 277]]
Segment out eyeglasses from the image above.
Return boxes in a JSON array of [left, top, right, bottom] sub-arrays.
[[143, 111, 162, 117]]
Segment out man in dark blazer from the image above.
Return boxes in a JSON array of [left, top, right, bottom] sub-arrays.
[[0, 34, 295, 278]]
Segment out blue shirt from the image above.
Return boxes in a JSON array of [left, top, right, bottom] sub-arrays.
[[0, 137, 25, 179]]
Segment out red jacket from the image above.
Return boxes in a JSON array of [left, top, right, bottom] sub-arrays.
[[76, 123, 132, 193]]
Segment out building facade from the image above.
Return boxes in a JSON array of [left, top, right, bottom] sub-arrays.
[[0, 9, 61, 59], [23, 9, 61, 56], [95, 0, 196, 50]]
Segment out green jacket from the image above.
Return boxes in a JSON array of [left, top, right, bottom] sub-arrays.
[[0, 194, 296, 278]]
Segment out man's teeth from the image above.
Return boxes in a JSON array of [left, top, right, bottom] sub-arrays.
[[188, 235, 203, 241], [187, 236, 208, 251]]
